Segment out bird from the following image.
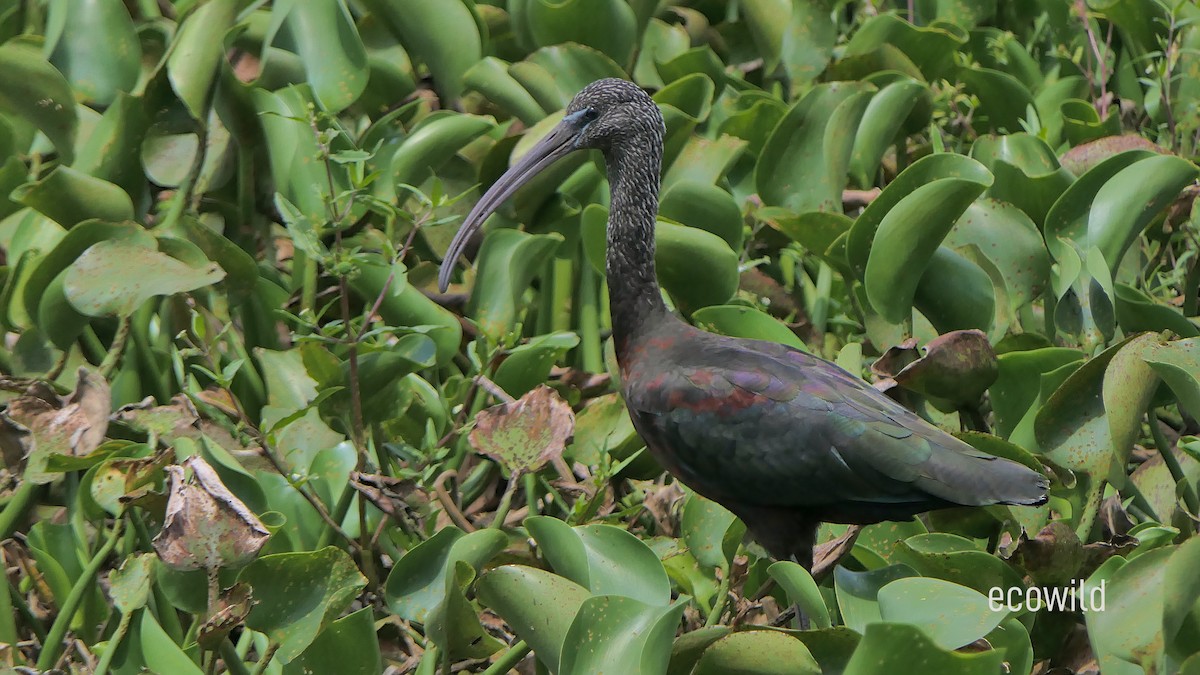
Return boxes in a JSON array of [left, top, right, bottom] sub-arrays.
[[439, 78, 1049, 571]]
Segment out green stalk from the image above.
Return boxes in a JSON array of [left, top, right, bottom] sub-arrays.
[[220, 638, 253, 675], [577, 262, 602, 373], [37, 518, 125, 670], [1150, 410, 1199, 515], [552, 258, 573, 333], [250, 642, 280, 675], [490, 476, 519, 529], [481, 641, 530, 675], [0, 480, 38, 540], [92, 610, 133, 675]]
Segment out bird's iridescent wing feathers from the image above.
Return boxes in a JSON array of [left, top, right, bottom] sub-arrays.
[[624, 335, 1046, 520]]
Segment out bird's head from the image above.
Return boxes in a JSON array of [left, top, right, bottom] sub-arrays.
[[437, 78, 662, 292]]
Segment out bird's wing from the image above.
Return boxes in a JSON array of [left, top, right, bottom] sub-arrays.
[[624, 338, 1045, 516]]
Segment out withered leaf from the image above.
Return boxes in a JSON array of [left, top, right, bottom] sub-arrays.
[[153, 456, 269, 571], [468, 384, 575, 478], [4, 368, 112, 482], [115, 394, 200, 439], [893, 329, 999, 406], [198, 583, 253, 651]]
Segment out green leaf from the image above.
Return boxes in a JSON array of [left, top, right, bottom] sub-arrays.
[[240, 547, 367, 664], [492, 331, 580, 397], [1144, 338, 1200, 420], [518, 0, 637, 65], [692, 305, 808, 351], [266, 0, 368, 113], [659, 181, 743, 252], [109, 553, 154, 614], [768, 561, 831, 629], [756, 81, 873, 213], [560, 595, 686, 675], [359, 0, 481, 102], [842, 622, 1004, 675], [12, 166, 134, 228], [140, 611, 203, 675], [1082, 546, 1173, 675], [476, 565, 591, 671], [892, 532, 1026, 597], [843, 13, 967, 81], [959, 67, 1036, 133], [581, 205, 739, 314], [849, 78, 928, 187], [876, 577, 1007, 650], [467, 228, 564, 339], [526, 516, 671, 605], [693, 629, 822, 675], [681, 492, 745, 571], [283, 607, 380, 675], [167, 0, 240, 118], [384, 527, 506, 623], [834, 564, 918, 634], [0, 41, 77, 163], [1163, 537, 1200, 665], [849, 154, 993, 323], [63, 238, 225, 317], [45, 0, 139, 106]]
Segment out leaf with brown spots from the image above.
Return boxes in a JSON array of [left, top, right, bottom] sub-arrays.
[[4, 368, 111, 482], [468, 384, 575, 478]]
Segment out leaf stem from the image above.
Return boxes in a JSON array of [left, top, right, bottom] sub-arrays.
[[99, 315, 132, 378], [37, 517, 125, 670], [480, 640, 530, 675], [1150, 410, 1200, 515], [250, 642, 280, 675], [0, 479, 38, 540], [490, 475, 519, 529]]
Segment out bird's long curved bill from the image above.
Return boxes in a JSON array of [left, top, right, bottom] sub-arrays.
[[438, 121, 578, 292]]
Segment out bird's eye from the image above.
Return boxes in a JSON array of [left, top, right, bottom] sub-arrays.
[[581, 108, 598, 123]]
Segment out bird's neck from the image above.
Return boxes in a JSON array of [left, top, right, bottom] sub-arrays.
[[603, 142, 670, 360]]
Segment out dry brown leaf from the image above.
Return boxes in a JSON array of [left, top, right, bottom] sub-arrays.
[[153, 456, 269, 571], [2, 368, 111, 479]]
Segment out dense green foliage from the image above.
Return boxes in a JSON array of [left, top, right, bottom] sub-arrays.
[[1, 0, 1200, 673]]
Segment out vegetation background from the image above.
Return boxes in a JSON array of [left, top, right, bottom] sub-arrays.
[[1, 0, 1200, 673]]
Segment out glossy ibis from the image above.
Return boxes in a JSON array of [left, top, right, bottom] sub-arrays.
[[439, 79, 1048, 570]]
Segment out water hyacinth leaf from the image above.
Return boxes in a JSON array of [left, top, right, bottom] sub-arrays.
[[858, 157, 993, 323], [1114, 284, 1200, 338], [662, 133, 747, 188], [842, 622, 1004, 675], [358, 0, 481, 102], [681, 492, 745, 571], [379, 112, 494, 201], [283, 607, 380, 675], [0, 42, 77, 163], [1061, 99, 1122, 145], [13, 166, 135, 228], [877, 577, 1006, 650], [911, 246, 996, 333], [693, 629, 821, 675], [843, 13, 966, 80], [692, 305, 807, 351], [1163, 537, 1200, 665], [834, 563, 918, 634], [384, 527, 507, 623], [892, 531, 1027, 596], [265, 0, 367, 113], [958, 67, 1035, 133], [990, 347, 1085, 440], [140, 611, 204, 675], [738, 0, 790, 72], [969, 134, 1074, 227], [659, 180, 743, 251], [756, 82, 873, 214], [1144, 338, 1200, 420], [527, 516, 671, 605], [849, 78, 927, 187], [8, 368, 111, 483], [667, 626, 732, 675], [560, 595, 686, 675], [45, 0, 140, 106], [476, 565, 591, 670], [153, 457, 269, 572], [240, 547, 367, 664], [654, 74, 714, 167], [166, 0, 239, 118], [520, 0, 638, 65], [892, 329, 998, 405], [1082, 545, 1172, 675], [469, 385, 575, 477], [944, 199, 1049, 310], [768, 561, 831, 629], [513, 45, 628, 113], [63, 238, 224, 317], [466, 228, 563, 339], [633, 19, 690, 88], [463, 57, 547, 125], [492, 331, 580, 397]]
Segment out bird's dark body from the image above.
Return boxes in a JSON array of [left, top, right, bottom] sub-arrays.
[[440, 78, 1049, 569]]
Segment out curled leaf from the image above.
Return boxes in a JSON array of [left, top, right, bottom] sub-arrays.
[[153, 456, 269, 571]]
